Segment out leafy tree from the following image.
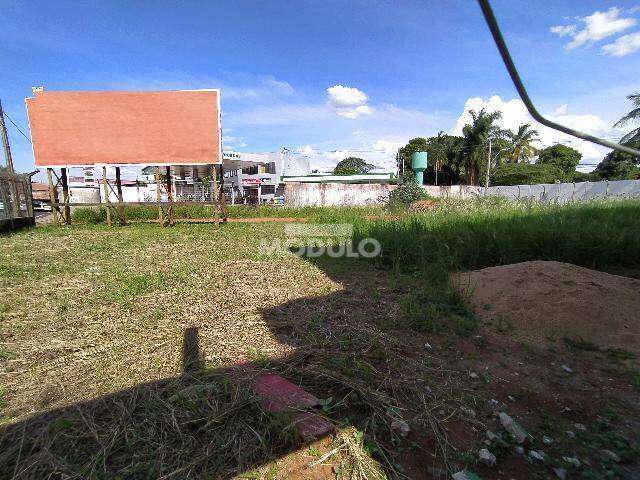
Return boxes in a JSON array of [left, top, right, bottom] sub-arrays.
[[570, 171, 598, 183], [506, 124, 539, 163], [592, 148, 640, 180], [424, 132, 464, 185], [537, 144, 581, 174], [461, 109, 504, 185], [397, 135, 465, 185], [397, 138, 429, 175], [490, 163, 564, 186], [614, 92, 640, 145], [333, 157, 375, 175]]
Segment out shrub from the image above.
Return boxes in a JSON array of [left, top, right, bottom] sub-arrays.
[[388, 172, 429, 206]]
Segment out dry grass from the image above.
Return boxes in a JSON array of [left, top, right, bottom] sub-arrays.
[[0, 224, 336, 419], [2, 212, 640, 479], [0, 222, 471, 479]]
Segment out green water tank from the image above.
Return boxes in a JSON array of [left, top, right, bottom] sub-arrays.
[[411, 151, 428, 185]]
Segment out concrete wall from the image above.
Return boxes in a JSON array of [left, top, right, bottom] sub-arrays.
[[422, 179, 640, 203], [285, 179, 640, 207], [285, 182, 396, 206]]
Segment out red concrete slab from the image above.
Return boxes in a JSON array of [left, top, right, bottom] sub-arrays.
[[252, 373, 333, 441], [292, 412, 334, 441], [254, 373, 320, 413]]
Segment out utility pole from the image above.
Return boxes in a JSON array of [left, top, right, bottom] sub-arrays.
[[0, 98, 15, 173], [0, 98, 21, 219]]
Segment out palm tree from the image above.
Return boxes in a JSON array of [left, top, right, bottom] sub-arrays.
[[506, 123, 539, 163], [614, 93, 640, 145], [461, 109, 503, 185], [428, 131, 448, 185]]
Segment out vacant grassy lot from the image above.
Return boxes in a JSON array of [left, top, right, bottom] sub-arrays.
[[1, 200, 639, 479]]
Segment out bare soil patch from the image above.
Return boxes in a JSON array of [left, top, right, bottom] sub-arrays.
[[461, 260, 640, 354]]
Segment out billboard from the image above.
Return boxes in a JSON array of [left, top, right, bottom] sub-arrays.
[[26, 89, 221, 167]]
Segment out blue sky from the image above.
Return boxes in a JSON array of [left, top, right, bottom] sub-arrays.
[[2, 0, 640, 173]]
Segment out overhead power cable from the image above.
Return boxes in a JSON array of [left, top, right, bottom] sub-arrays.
[[477, 0, 640, 158], [2, 112, 31, 143]]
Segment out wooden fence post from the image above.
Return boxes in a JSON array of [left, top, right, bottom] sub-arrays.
[[115, 166, 127, 225], [46, 168, 60, 226], [102, 166, 112, 227], [155, 167, 164, 227], [165, 166, 174, 226], [218, 163, 228, 223], [60, 167, 71, 224]]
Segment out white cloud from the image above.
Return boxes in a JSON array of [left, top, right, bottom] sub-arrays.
[[222, 135, 247, 148], [326, 85, 373, 119], [452, 95, 623, 165], [553, 104, 568, 115], [550, 25, 577, 37], [372, 139, 405, 155], [297, 145, 315, 155], [602, 31, 640, 56], [326, 85, 368, 107], [551, 7, 636, 50]]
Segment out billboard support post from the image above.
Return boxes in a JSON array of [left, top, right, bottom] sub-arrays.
[[102, 166, 112, 227], [155, 167, 165, 227], [165, 166, 174, 226], [60, 168, 71, 224], [46, 168, 60, 226], [115, 167, 127, 226]]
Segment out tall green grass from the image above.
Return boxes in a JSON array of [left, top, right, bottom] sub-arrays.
[[353, 199, 640, 275], [71, 204, 383, 223]]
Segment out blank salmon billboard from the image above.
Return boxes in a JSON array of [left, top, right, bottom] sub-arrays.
[[26, 89, 221, 167]]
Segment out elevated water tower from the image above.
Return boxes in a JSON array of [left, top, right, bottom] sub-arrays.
[[411, 151, 428, 185]]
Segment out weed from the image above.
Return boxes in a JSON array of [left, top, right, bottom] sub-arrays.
[[400, 287, 478, 336], [606, 348, 636, 362], [563, 337, 600, 352], [0, 347, 13, 360], [245, 348, 271, 368]]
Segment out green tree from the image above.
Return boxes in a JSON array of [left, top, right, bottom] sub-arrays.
[[424, 132, 464, 185], [592, 149, 640, 180], [614, 93, 640, 145], [506, 124, 539, 163], [397, 138, 429, 175], [491, 163, 564, 186], [333, 157, 375, 175], [537, 144, 581, 174], [398, 135, 465, 185], [461, 109, 503, 185]]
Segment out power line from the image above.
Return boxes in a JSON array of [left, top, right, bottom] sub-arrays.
[[2, 112, 31, 144]]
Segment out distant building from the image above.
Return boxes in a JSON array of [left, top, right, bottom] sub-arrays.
[[222, 149, 310, 204]]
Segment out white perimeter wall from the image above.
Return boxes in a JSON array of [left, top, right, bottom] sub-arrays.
[[285, 182, 396, 206], [424, 179, 640, 204]]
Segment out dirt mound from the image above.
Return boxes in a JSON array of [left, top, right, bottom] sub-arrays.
[[461, 261, 640, 354]]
